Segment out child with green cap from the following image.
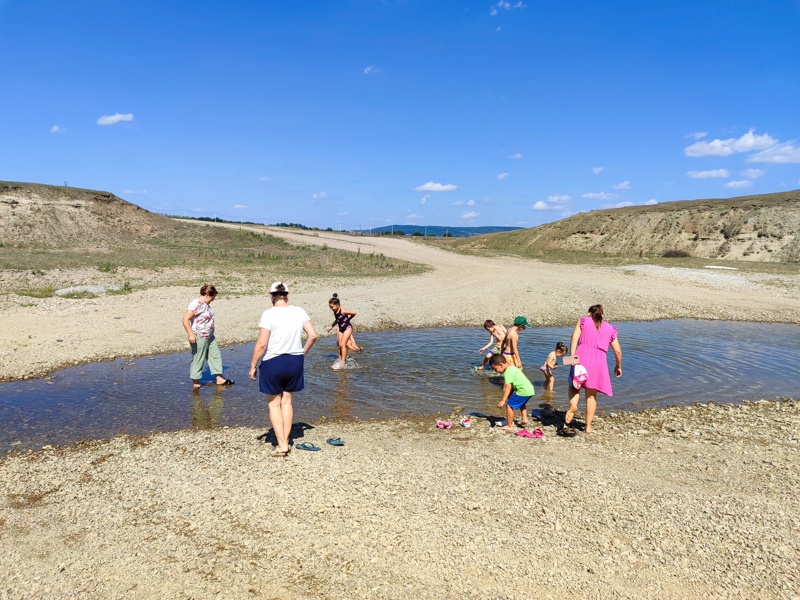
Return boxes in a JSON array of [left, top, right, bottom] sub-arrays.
[[501, 315, 530, 370]]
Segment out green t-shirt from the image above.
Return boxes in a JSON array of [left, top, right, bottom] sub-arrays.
[[503, 365, 534, 396]]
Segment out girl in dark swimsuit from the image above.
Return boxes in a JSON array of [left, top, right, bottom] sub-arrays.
[[325, 293, 363, 368]]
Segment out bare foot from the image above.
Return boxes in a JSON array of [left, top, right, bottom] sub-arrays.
[[193, 383, 202, 389], [498, 425, 516, 432], [585, 427, 593, 434], [519, 421, 529, 427], [565, 409, 576, 425]]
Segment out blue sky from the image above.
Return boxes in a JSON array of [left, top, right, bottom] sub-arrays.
[[2, 1, 799, 230]]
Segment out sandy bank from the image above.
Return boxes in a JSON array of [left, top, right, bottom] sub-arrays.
[[2, 228, 798, 381]]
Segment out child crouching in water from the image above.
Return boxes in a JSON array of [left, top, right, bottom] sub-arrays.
[[540, 341, 567, 391], [489, 353, 535, 431], [476, 319, 507, 370]]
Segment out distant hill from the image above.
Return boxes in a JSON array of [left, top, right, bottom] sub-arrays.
[[451, 190, 800, 263], [0, 181, 182, 247], [356, 225, 522, 237]]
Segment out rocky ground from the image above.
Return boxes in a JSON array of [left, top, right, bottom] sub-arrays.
[[0, 400, 798, 599]]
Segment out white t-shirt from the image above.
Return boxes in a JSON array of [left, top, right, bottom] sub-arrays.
[[258, 305, 311, 361]]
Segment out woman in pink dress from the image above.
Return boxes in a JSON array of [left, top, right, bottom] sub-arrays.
[[564, 304, 622, 434]]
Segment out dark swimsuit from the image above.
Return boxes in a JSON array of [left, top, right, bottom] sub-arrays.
[[334, 310, 353, 333]]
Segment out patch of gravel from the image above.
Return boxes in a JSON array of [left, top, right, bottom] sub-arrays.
[[54, 285, 121, 296], [0, 399, 797, 599]]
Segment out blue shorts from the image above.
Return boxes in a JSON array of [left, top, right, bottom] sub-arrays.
[[507, 393, 532, 410], [259, 354, 305, 395]]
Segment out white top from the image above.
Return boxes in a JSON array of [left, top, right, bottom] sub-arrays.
[[258, 305, 311, 361]]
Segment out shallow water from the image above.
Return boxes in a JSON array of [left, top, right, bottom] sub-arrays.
[[1, 320, 798, 454]]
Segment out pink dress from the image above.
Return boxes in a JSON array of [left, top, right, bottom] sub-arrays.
[[575, 316, 617, 396]]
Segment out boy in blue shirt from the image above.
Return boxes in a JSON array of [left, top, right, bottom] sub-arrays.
[[489, 353, 535, 431]]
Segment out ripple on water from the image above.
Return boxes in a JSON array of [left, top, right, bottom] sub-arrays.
[[0, 320, 797, 454]]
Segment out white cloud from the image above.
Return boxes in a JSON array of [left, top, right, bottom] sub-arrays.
[[686, 169, 730, 179], [613, 180, 631, 190], [644, 199, 659, 205], [592, 167, 604, 174], [415, 181, 457, 192], [496, 172, 509, 180], [741, 168, 765, 179], [532, 195, 571, 211], [608, 201, 635, 208], [686, 131, 708, 140], [451, 201, 465, 206], [233, 204, 248, 209], [406, 213, 422, 220], [462, 211, 479, 219], [257, 176, 271, 182], [50, 125, 65, 134], [747, 143, 800, 164], [363, 65, 380, 75], [725, 180, 753, 189], [312, 192, 328, 199], [122, 189, 148, 195], [419, 194, 430, 206], [561, 211, 575, 218], [509, 153, 523, 159], [97, 113, 135, 126], [582, 192, 616, 200], [467, 199, 476, 206], [490, 1, 526, 15], [684, 129, 777, 157]]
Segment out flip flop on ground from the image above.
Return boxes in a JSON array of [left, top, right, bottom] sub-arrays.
[[326, 438, 345, 446], [296, 442, 322, 451]]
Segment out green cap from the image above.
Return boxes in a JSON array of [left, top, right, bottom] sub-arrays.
[[514, 316, 531, 327]]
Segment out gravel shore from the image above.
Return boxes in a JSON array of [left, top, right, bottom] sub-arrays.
[[2, 230, 799, 598], [1, 400, 798, 599]]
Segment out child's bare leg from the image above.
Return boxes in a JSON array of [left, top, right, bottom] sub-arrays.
[[346, 334, 361, 352], [481, 352, 492, 369], [585, 389, 597, 433], [499, 404, 517, 430], [565, 386, 580, 425], [340, 329, 354, 363], [546, 374, 555, 392], [519, 405, 529, 426]]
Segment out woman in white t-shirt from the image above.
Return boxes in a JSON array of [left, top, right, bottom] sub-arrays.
[[249, 281, 318, 456]]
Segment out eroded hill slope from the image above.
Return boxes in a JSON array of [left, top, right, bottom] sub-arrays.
[[459, 190, 800, 262]]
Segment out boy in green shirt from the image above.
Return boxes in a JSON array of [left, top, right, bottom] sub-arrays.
[[489, 353, 535, 431]]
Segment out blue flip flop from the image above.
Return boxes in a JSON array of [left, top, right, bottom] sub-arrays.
[[296, 442, 321, 451], [326, 437, 345, 446]]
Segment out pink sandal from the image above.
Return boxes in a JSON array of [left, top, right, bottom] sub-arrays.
[[436, 421, 453, 429]]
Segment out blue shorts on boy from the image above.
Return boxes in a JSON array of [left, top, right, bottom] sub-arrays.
[[502, 364, 534, 409], [507, 392, 532, 410]]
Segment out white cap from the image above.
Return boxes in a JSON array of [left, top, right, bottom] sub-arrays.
[[269, 281, 289, 294]]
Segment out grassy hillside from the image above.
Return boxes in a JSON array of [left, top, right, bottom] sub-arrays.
[[0, 182, 424, 296], [444, 190, 800, 265]]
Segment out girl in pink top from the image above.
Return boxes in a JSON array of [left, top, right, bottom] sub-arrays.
[[564, 304, 622, 434]]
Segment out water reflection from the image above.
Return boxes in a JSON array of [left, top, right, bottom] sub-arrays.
[[191, 388, 224, 430], [0, 320, 798, 455]]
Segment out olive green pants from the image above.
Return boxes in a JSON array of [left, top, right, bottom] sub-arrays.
[[189, 334, 223, 380]]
